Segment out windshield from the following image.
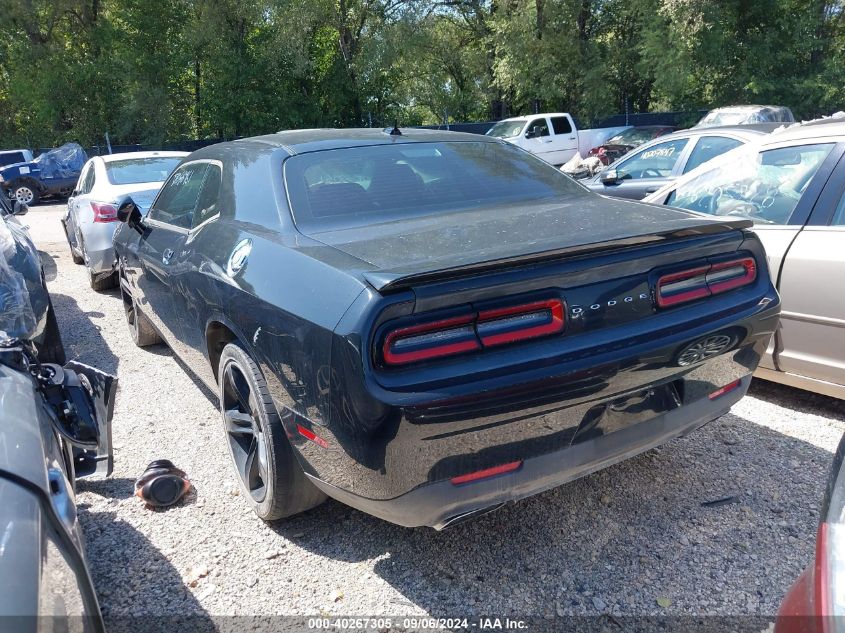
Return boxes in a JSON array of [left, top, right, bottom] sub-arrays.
[[606, 128, 663, 146], [667, 142, 834, 224], [284, 141, 586, 231], [105, 157, 183, 185], [486, 120, 526, 138]]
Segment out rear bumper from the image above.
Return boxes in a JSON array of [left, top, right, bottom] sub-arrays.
[[306, 374, 750, 529], [80, 223, 118, 275]]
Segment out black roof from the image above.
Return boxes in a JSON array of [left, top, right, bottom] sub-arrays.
[[192, 128, 497, 161]]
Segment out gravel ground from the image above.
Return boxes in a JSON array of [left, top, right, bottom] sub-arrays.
[[26, 202, 845, 623]]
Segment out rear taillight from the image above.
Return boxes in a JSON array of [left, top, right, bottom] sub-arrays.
[[382, 315, 480, 366], [657, 257, 756, 308], [91, 202, 118, 223], [477, 299, 564, 347], [381, 298, 565, 367]]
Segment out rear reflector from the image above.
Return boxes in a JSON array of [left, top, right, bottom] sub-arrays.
[[657, 257, 757, 308], [91, 202, 119, 223], [708, 379, 742, 400], [381, 299, 565, 366], [451, 460, 523, 485], [296, 424, 329, 448]]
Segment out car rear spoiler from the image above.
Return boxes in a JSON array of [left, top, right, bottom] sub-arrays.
[[363, 217, 752, 293]]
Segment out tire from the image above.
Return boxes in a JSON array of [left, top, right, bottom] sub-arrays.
[[89, 268, 117, 291], [12, 182, 38, 206], [121, 284, 162, 347], [38, 298, 67, 365], [218, 342, 326, 521]]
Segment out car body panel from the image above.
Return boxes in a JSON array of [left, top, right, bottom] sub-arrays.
[[643, 120, 845, 398], [113, 128, 780, 526]]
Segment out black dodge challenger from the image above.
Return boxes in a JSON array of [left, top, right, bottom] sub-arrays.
[[112, 128, 780, 529]]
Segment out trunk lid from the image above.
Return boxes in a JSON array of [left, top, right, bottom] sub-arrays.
[[304, 196, 750, 291]]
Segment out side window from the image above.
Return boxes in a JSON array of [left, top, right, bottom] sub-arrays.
[[191, 164, 222, 229], [148, 163, 210, 229], [683, 136, 744, 174], [550, 116, 572, 135], [81, 165, 95, 194], [526, 118, 550, 138], [615, 138, 689, 180]]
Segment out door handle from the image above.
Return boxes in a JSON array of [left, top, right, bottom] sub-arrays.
[[645, 187, 658, 193], [162, 248, 174, 265]]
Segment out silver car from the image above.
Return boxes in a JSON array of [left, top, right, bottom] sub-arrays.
[[585, 124, 780, 200], [645, 117, 845, 399], [62, 151, 187, 290]]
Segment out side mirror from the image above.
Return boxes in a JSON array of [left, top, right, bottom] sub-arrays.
[[525, 127, 540, 139], [12, 200, 28, 215], [600, 169, 620, 185], [117, 197, 144, 234]]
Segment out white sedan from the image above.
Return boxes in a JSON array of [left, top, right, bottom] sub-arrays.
[[62, 151, 187, 290]]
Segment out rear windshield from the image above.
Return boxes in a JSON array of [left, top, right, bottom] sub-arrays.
[[0, 152, 26, 167], [105, 157, 183, 185], [283, 141, 586, 231]]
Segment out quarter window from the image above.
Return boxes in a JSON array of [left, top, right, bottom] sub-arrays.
[[149, 163, 210, 229], [192, 164, 222, 229], [683, 136, 744, 174], [79, 164, 95, 194], [614, 138, 689, 180]]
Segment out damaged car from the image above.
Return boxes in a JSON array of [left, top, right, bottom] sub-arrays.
[[112, 128, 780, 529], [0, 213, 116, 630], [0, 194, 65, 364], [0, 143, 87, 206]]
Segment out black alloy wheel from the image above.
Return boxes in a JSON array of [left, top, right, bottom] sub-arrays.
[[221, 361, 269, 503]]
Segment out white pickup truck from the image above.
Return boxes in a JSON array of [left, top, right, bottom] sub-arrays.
[[486, 112, 628, 166]]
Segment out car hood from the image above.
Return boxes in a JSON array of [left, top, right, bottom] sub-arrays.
[[303, 194, 750, 290]]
